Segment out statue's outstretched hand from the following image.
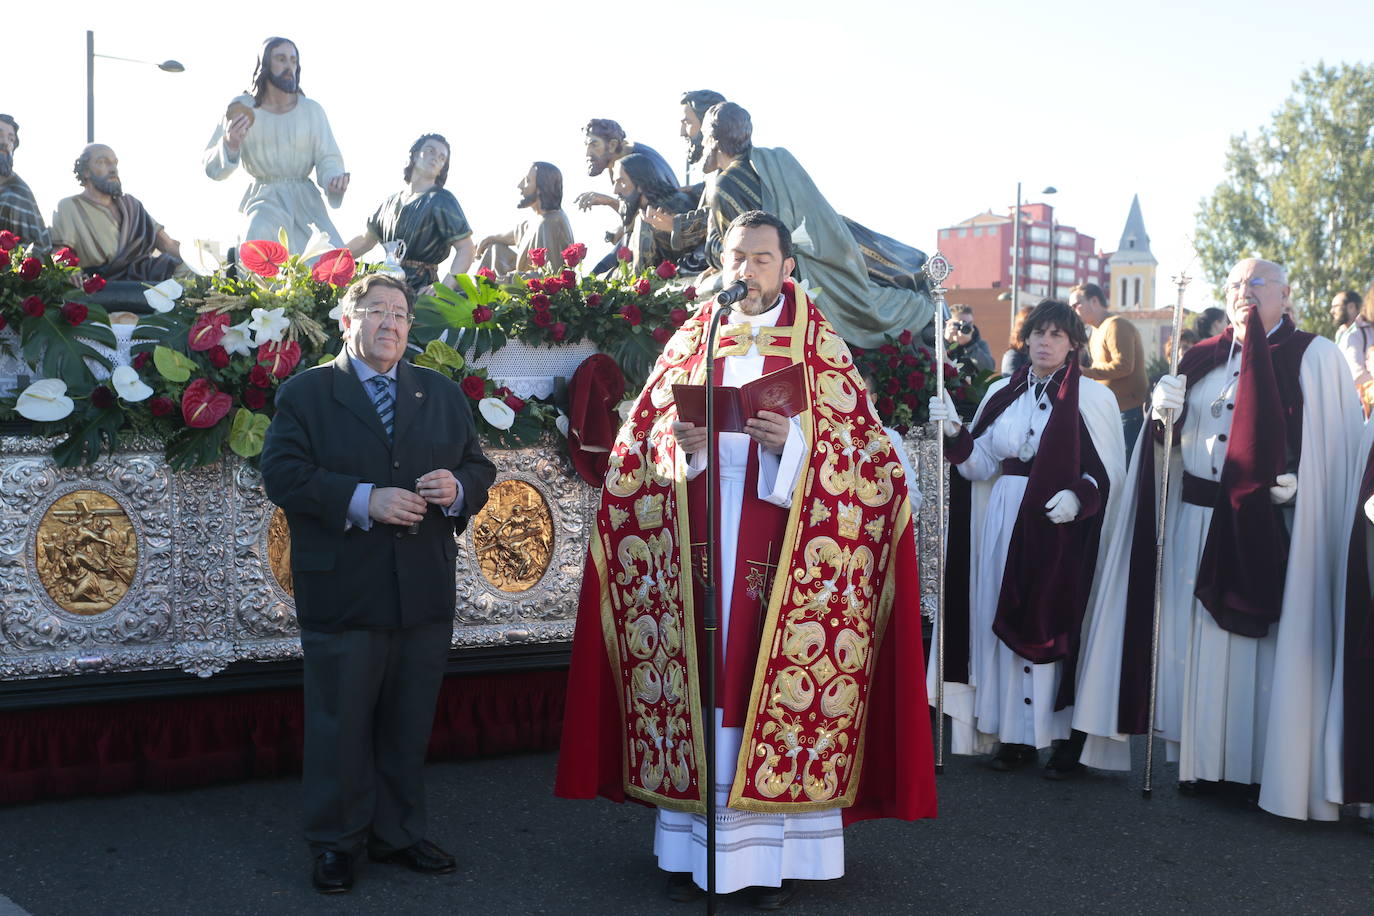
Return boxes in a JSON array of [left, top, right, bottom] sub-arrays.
[[575, 191, 615, 212], [225, 114, 251, 155], [327, 173, 350, 196]]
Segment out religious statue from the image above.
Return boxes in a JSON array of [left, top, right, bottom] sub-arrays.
[[611, 153, 700, 273], [574, 119, 679, 272], [51, 144, 187, 281], [346, 134, 474, 294], [203, 37, 349, 254], [474, 162, 575, 277], [644, 90, 725, 260], [0, 113, 51, 252]]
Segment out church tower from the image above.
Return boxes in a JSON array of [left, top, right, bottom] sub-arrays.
[[1109, 195, 1157, 310]]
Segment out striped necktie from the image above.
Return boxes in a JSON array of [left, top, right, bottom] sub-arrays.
[[367, 375, 394, 440]]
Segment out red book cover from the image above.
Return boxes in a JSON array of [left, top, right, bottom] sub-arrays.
[[672, 362, 806, 432]]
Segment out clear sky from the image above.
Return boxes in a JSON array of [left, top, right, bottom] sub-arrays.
[[7, 0, 1372, 313]]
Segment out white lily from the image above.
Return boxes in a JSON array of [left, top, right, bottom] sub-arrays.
[[220, 320, 255, 357], [143, 278, 184, 313], [328, 302, 345, 330], [110, 366, 154, 402], [249, 306, 290, 345], [16, 378, 75, 422], [555, 411, 570, 438], [298, 224, 335, 263], [478, 397, 516, 430]]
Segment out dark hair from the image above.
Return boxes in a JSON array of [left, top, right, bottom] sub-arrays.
[[1070, 281, 1107, 309], [250, 37, 300, 105], [617, 153, 679, 209], [1018, 299, 1088, 349], [953, 305, 975, 319], [726, 210, 792, 261], [1194, 306, 1226, 338], [706, 102, 752, 157], [341, 273, 415, 314], [680, 89, 726, 119], [532, 161, 562, 211], [0, 113, 18, 149], [1008, 305, 1033, 350], [73, 147, 95, 184], [402, 133, 450, 187], [584, 119, 625, 145]]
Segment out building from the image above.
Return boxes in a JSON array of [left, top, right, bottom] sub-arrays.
[[1108, 194, 1157, 311]]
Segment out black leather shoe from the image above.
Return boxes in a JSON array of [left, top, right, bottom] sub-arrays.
[[665, 872, 702, 902], [988, 743, 1036, 772], [312, 851, 353, 894], [750, 880, 797, 911], [368, 839, 457, 874]]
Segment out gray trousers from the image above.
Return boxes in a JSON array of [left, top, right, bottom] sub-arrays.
[[300, 620, 452, 855]]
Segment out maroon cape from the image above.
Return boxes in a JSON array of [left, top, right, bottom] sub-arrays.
[[1342, 440, 1374, 803]]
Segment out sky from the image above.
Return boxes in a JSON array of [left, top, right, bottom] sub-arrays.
[[7, 0, 1373, 315]]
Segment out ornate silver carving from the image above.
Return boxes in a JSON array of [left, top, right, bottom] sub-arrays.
[[906, 424, 946, 622]]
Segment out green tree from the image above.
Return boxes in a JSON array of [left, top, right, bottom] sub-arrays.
[[1195, 62, 1374, 334]]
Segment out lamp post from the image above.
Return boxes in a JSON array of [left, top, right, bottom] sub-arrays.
[[1010, 183, 1057, 328], [86, 30, 185, 143]]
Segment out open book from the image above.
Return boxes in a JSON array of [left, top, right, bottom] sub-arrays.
[[671, 362, 807, 433]]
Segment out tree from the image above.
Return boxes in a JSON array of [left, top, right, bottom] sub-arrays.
[[1195, 62, 1374, 333]]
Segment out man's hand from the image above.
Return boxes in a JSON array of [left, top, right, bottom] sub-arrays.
[[368, 486, 427, 525], [1044, 489, 1082, 524], [672, 420, 707, 454], [1269, 472, 1297, 505], [225, 114, 251, 155], [417, 469, 459, 507], [575, 191, 617, 212], [326, 173, 350, 196], [1150, 374, 1187, 423], [644, 206, 674, 233], [745, 410, 790, 454]]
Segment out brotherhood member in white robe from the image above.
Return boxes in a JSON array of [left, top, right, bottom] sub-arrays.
[[929, 300, 1125, 776], [203, 38, 348, 254], [1074, 258, 1362, 821]]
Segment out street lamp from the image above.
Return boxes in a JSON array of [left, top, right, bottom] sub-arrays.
[[86, 30, 185, 143], [1010, 183, 1057, 328]]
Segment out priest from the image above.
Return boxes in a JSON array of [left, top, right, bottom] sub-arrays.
[[555, 210, 936, 909]]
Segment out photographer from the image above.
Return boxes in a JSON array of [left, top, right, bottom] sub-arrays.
[[946, 305, 995, 372]]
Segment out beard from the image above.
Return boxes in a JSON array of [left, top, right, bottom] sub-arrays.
[[586, 156, 607, 178], [90, 173, 123, 198], [0, 151, 12, 179], [687, 133, 704, 165], [517, 190, 537, 209], [267, 68, 298, 93]]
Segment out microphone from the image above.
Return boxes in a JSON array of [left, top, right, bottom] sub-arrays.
[[716, 280, 748, 308]]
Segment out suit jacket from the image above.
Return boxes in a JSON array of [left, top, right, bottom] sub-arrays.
[[260, 351, 497, 632]]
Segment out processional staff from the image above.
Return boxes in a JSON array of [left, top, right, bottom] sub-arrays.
[[1143, 270, 1191, 799], [922, 253, 953, 774]]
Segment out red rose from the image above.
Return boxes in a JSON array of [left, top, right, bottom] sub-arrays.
[[460, 375, 486, 399], [472, 305, 494, 324], [684, 286, 697, 301], [561, 242, 587, 268], [651, 327, 672, 344], [149, 396, 175, 417], [133, 351, 152, 370], [902, 353, 918, 368], [532, 309, 553, 328], [616, 246, 632, 262], [877, 396, 895, 416], [242, 387, 268, 410], [885, 377, 900, 394], [258, 339, 302, 378], [0, 249, 9, 270], [879, 344, 899, 356], [18, 257, 41, 281], [903, 392, 919, 408], [669, 307, 689, 327], [82, 274, 107, 294], [61, 302, 88, 326], [899, 329, 914, 345], [181, 378, 233, 428], [635, 277, 651, 296], [0, 230, 18, 251], [208, 346, 231, 369], [530, 293, 551, 311], [561, 268, 577, 287], [620, 303, 643, 326], [248, 364, 272, 388], [239, 239, 288, 278], [655, 260, 677, 280], [0, 316, 6, 331], [543, 278, 563, 295], [529, 247, 548, 268], [585, 293, 602, 308], [526, 278, 542, 291], [21, 295, 44, 317], [311, 248, 356, 286], [503, 392, 526, 412], [551, 321, 567, 342], [476, 266, 497, 283], [887, 355, 900, 369], [90, 386, 115, 409], [906, 371, 924, 389], [187, 311, 230, 351], [53, 247, 79, 267], [943, 363, 957, 378]]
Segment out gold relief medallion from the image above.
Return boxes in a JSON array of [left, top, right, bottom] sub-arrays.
[[267, 507, 294, 597], [472, 480, 555, 592], [34, 490, 137, 615]]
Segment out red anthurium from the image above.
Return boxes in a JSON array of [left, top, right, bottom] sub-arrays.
[[181, 378, 233, 428], [258, 339, 302, 378], [311, 248, 356, 286], [187, 311, 230, 351], [239, 239, 289, 278]]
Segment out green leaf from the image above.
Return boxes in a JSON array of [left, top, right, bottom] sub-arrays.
[[166, 423, 230, 470], [228, 408, 271, 458], [49, 406, 126, 467], [153, 345, 196, 382]]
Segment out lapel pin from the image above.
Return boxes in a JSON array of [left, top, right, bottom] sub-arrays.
[[415, 391, 423, 398]]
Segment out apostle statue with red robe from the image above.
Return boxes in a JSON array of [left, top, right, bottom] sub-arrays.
[[555, 210, 936, 909]]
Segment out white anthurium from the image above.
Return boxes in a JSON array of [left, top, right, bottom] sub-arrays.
[[555, 411, 570, 438], [15, 378, 75, 422], [328, 302, 345, 330], [220, 320, 255, 357], [143, 278, 184, 313], [249, 306, 290, 345], [299, 224, 335, 263], [478, 397, 516, 430], [110, 366, 154, 402]]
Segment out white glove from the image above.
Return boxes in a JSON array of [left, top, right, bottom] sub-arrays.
[[1363, 492, 1374, 526], [1269, 472, 1297, 505], [1044, 489, 1081, 524], [928, 389, 962, 438], [1150, 374, 1187, 423]]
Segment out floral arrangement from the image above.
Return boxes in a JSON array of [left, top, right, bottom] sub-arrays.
[[850, 329, 991, 434]]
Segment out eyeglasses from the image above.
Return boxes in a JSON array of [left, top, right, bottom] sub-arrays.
[[353, 308, 413, 325], [1226, 277, 1271, 292]]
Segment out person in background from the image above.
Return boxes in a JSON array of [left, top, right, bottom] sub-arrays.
[[1335, 289, 1374, 412], [1071, 282, 1149, 454], [1332, 289, 1362, 349], [1195, 307, 1227, 341], [946, 304, 994, 372], [1000, 306, 1032, 376]]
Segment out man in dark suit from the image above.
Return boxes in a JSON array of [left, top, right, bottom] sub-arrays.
[[261, 273, 496, 894]]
